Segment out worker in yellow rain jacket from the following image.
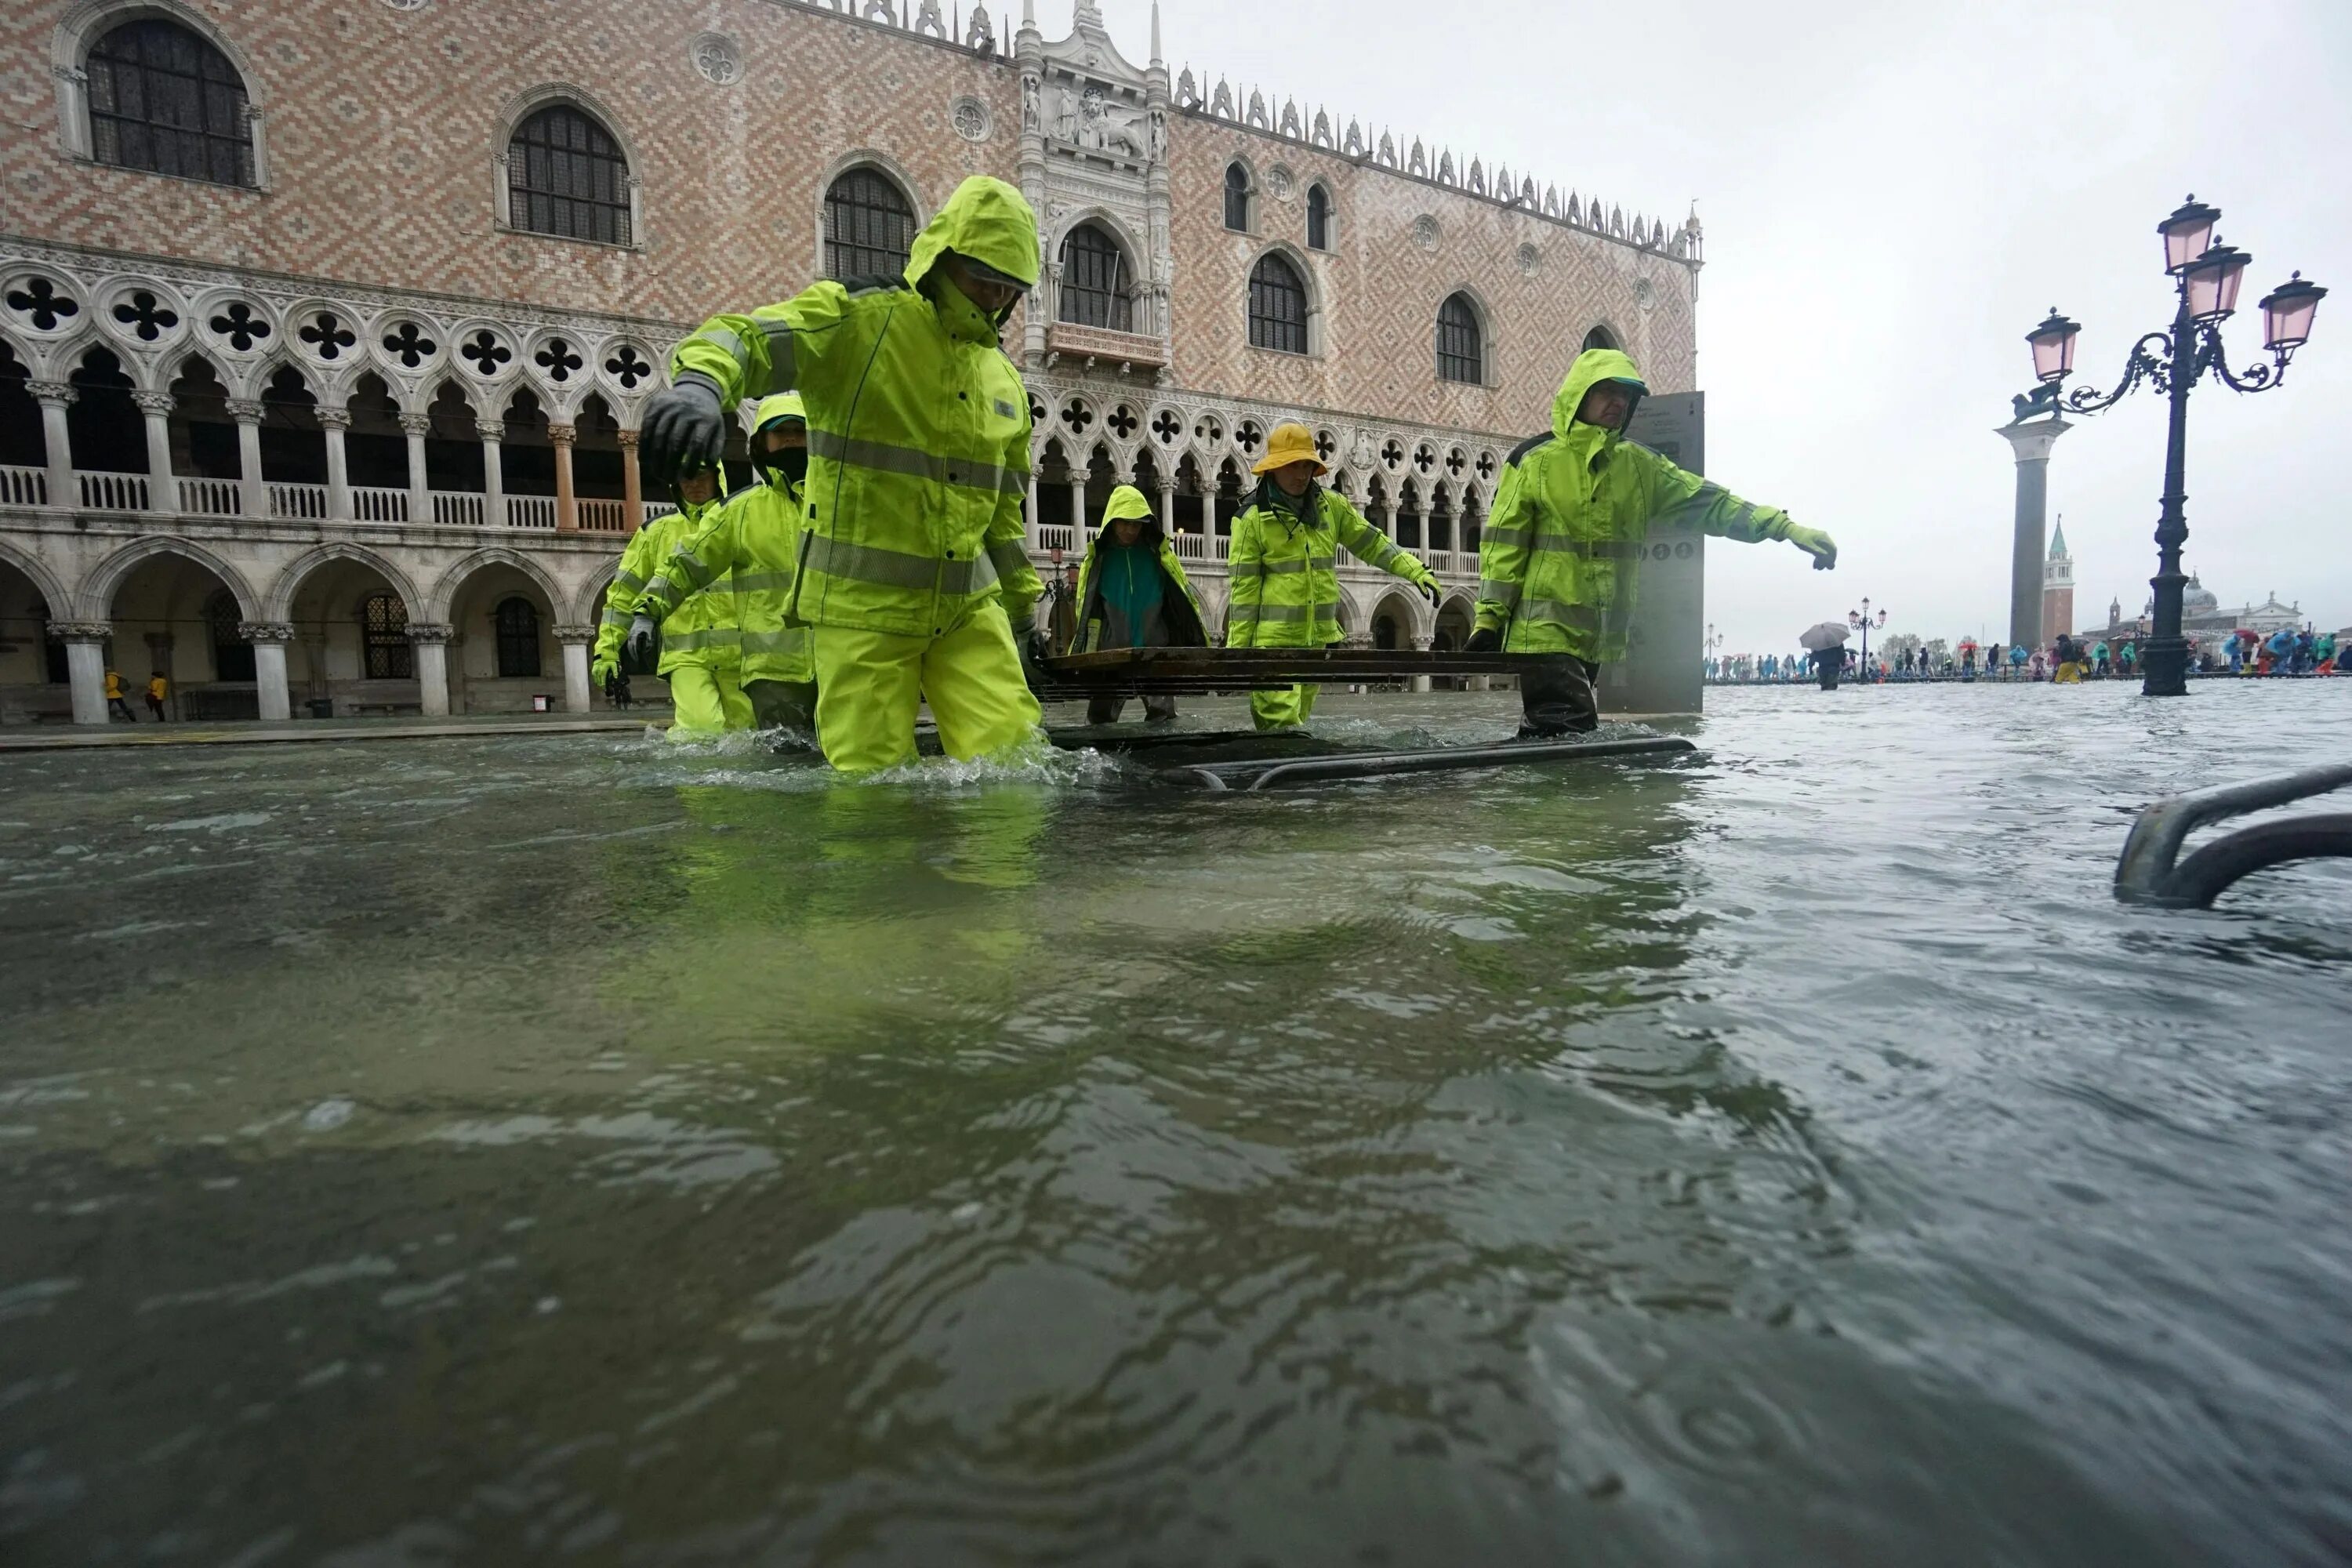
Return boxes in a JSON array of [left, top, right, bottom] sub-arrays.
[[1468, 347, 1835, 735], [593, 464, 750, 738], [1071, 483, 1210, 725], [631, 394, 817, 735], [633, 176, 1045, 773], [1225, 422, 1441, 731]]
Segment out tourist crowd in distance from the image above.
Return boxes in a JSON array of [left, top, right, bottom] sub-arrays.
[[1707, 626, 2343, 686]]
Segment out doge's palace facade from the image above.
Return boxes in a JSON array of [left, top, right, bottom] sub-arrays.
[[0, 0, 1700, 723]]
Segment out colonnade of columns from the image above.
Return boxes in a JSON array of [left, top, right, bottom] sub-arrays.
[[44, 615, 608, 726], [15, 380, 648, 533]]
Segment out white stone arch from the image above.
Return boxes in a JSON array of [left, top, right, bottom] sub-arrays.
[[51, 0, 271, 186], [0, 535, 75, 620], [812, 149, 931, 281], [1436, 283, 1498, 389], [427, 546, 566, 624], [1243, 240, 1323, 358], [492, 84, 646, 249], [263, 543, 425, 623], [1581, 321, 1625, 354], [1218, 151, 1261, 234], [80, 534, 260, 621], [1047, 206, 1148, 332], [573, 558, 629, 627], [1363, 583, 1428, 648]]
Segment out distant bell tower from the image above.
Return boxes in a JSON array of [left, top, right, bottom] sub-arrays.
[[2042, 516, 2075, 644]]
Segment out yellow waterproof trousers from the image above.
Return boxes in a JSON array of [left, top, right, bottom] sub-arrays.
[[1250, 683, 1319, 731], [811, 605, 1041, 773], [667, 665, 753, 739]]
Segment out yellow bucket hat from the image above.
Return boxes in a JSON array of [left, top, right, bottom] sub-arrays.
[[1251, 421, 1326, 476]]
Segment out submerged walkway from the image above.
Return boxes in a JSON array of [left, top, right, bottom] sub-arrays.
[[0, 712, 660, 752]]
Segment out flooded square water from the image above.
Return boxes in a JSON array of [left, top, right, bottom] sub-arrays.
[[2, 683, 2348, 1565]]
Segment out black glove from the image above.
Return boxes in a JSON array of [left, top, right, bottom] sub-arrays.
[[625, 615, 659, 671], [1464, 627, 1502, 654], [1417, 579, 1440, 608], [639, 372, 727, 482]]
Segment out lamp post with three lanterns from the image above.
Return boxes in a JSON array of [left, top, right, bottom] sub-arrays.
[[2024, 195, 2325, 697]]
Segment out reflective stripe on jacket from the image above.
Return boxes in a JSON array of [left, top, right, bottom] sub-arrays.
[[638, 472, 811, 685], [592, 495, 741, 676], [1225, 481, 1435, 648], [668, 176, 1044, 642], [1475, 347, 1790, 662]]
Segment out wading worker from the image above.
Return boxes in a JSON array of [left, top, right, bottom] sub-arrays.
[[1226, 422, 1440, 731], [1467, 347, 1837, 735], [636, 175, 1044, 774], [594, 464, 748, 739], [633, 394, 816, 735], [1073, 482, 1209, 725]]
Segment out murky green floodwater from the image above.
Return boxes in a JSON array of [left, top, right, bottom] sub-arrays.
[[3, 684, 2349, 1566]]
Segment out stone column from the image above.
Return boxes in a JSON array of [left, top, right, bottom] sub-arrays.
[[407, 623, 453, 717], [1159, 480, 1176, 536], [52, 621, 111, 725], [318, 406, 353, 520], [1069, 476, 1086, 542], [227, 397, 267, 519], [132, 390, 175, 513], [549, 422, 578, 532], [477, 419, 506, 527], [1410, 632, 1434, 692], [30, 381, 76, 511], [241, 621, 295, 721], [617, 428, 644, 530], [556, 626, 597, 713], [1022, 470, 1040, 543], [398, 412, 433, 524], [1997, 416, 2070, 653]]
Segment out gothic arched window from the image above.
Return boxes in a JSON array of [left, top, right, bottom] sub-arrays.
[[361, 593, 412, 680], [85, 20, 255, 187], [1436, 293, 1483, 384], [1223, 162, 1251, 232], [1582, 324, 1621, 353], [1247, 253, 1308, 355], [825, 169, 916, 281], [493, 597, 541, 677], [1306, 184, 1331, 251], [206, 590, 253, 681], [1058, 223, 1132, 332], [508, 105, 631, 245]]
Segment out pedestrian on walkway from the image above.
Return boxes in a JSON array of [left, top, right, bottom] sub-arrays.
[[103, 668, 136, 721], [144, 671, 169, 720]]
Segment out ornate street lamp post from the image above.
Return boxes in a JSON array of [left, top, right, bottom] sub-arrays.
[[1848, 599, 1887, 675], [2028, 196, 2325, 697]]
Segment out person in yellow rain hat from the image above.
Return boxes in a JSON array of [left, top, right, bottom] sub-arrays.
[[1224, 421, 1439, 731]]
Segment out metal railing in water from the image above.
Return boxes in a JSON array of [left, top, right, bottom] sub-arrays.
[[2116, 760, 2352, 907]]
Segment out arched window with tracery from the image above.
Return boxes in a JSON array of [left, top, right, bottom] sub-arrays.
[[1247, 253, 1308, 355], [361, 593, 412, 680], [205, 590, 253, 682], [493, 597, 541, 677], [825, 169, 916, 280], [1058, 223, 1132, 332], [85, 19, 255, 187], [1223, 162, 1251, 232], [1437, 293, 1483, 385], [1583, 324, 1621, 353], [508, 104, 632, 245], [1306, 184, 1332, 251]]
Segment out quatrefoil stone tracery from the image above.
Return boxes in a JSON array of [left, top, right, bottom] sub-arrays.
[[383, 321, 437, 367]]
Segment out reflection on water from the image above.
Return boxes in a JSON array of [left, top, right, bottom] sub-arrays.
[[2, 684, 2348, 1564]]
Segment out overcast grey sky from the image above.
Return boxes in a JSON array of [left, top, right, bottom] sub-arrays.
[[1143, 0, 2350, 652]]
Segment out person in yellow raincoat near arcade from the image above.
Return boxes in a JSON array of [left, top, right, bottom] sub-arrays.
[[592, 464, 750, 738], [1225, 422, 1441, 731], [633, 176, 1045, 773], [631, 394, 818, 735], [1466, 347, 1838, 735], [1071, 482, 1210, 725]]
